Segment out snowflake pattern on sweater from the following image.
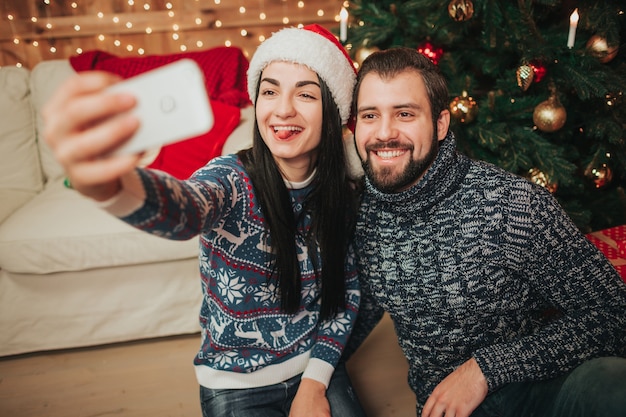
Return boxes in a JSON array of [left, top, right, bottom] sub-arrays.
[[121, 155, 360, 389], [348, 133, 626, 407]]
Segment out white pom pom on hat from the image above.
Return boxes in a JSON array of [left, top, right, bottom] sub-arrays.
[[247, 24, 357, 125]]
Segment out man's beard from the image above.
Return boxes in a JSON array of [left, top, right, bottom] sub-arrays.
[[362, 134, 439, 193]]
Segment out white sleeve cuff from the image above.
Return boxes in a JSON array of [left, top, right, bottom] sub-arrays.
[[95, 170, 146, 217], [301, 358, 335, 389]]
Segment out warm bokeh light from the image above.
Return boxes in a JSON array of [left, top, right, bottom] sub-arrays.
[[2, 1, 342, 68]]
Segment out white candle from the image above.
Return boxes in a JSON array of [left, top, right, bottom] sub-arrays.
[[340, 7, 348, 42], [567, 8, 579, 49]]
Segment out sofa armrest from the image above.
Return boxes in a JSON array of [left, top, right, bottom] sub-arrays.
[[30, 60, 78, 183], [0, 66, 44, 223]]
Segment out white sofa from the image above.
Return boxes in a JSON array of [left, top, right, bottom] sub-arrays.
[[0, 60, 255, 357], [0, 58, 418, 416]]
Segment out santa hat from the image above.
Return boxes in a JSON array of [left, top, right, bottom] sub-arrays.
[[247, 24, 357, 125]]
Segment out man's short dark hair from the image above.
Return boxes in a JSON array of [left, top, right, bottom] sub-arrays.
[[352, 47, 449, 128]]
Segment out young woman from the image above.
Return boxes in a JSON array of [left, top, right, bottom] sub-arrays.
[[42, 24, 365, 417]]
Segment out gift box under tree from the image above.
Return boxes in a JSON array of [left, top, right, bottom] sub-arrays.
[[586, 225, 626, 282]]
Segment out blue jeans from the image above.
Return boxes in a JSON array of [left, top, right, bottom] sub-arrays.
[[199, 362, 366, 417], [469, 357, 626, 417]]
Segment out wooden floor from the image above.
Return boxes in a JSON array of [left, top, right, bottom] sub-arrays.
[[0, 314, 416, 417]]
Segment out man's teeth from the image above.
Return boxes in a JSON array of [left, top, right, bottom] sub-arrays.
[[376, 150, 404, 159]]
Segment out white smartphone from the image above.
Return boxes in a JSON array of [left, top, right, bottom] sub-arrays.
[[108, 59, 214, 155]]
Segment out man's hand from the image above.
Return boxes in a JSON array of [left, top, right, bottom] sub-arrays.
[[289, 378, 331, 417], [421, 358, 488, 417]]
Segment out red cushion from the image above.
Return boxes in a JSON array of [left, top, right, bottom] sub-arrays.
[[70, 48, 251, 178], [145, 100, 241, 179]]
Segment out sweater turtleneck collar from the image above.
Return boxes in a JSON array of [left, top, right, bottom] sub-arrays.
[[363, 132, 470, 213]]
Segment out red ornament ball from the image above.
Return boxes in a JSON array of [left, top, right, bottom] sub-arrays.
[[529, 60, 546, 83], [417, 41, 444, 65]]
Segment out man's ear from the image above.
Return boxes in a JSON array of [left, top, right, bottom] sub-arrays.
[[437, 110, 450, 141]]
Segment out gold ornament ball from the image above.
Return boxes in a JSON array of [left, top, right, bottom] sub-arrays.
[[355, 45, 381, 66], [584, 162, 613, 189], [533, 96, 567, 132], [527, 168, 558, 194], [448, 0, 474, 22], [449, 91, 478, 123], [586, 35, 619, 63]]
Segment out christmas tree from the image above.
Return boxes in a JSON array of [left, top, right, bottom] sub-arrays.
[[343, 0, 626, 232]]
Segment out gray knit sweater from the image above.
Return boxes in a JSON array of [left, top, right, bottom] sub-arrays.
[[348, 133, 626, 407]]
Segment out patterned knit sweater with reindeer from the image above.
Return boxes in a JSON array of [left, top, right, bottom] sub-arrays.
[[117, 154, 360, 390]]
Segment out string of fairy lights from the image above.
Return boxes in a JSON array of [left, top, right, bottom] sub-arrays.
[[2, 0, 349, 68]]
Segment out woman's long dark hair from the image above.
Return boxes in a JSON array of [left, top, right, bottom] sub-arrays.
[[238, 75, 357, 321]]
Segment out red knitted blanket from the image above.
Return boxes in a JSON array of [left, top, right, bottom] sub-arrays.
[[70, 47, 252, 179]]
